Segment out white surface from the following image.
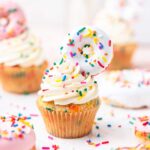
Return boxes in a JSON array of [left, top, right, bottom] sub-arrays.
[[0, 86, 150, 150]]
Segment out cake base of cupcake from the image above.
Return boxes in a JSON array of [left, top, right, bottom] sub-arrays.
[[37, 97, 100, 138], [108, 43, 137, 70], [1, 61, 48, 94]]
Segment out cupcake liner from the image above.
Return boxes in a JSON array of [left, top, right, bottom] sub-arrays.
[[37, 99, 100, 138], [1, 61, 48, 94], [31, 146, 36, 150], [109, 43, 137, 70]]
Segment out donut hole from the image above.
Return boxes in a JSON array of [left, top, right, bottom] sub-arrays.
[[81, 44, 94, 59]]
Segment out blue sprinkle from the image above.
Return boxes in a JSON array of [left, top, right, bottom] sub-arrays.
[[62, 75, 67, 81], [13, 124, 18, 127], [27, 117, 31, 120], [85, 59, 88, 63], [99, 42, 104, 49], [107, 124, 112, 128], [148, 122, 150, 125], [46, 69, 49, 72], [18, 113, 22, 117]]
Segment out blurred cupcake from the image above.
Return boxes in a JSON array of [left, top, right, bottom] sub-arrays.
[[93, 0, 140, 70], [0, 1, 27, 81], [0, 31, 48, 94], [37, 60, 100, 138], [0, 114, 36, 150], [135, 116, 150, 142]]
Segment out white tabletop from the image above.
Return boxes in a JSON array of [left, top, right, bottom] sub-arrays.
[[0, 86, 149, 150]]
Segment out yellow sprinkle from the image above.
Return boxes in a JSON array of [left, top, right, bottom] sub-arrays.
[[73, 74, 79, 78], [83, 29, 93, 38], [77, 93, 85, 100], [102, 56, 107, 63], [63, 54, 67, 59], [89, 85, 93, 90], [55, 78, 62, 82], [19, 119, 32, 128], [93, 37, 99, 44]]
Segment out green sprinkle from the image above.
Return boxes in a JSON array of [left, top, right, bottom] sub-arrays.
[[8, 8, 17, 13], [60, 46, 63, 50], [96, 125, 99, 129], [64, 109, 68, 113], [129, 121, 134, 125], [53, 62, 57, 65], [59, 58, 64, 65], [23, 91, 30, 95], [94, 81, 97, 84], [148, 134, 150, 139], [77, 27, 86, 35], [70, 39, 74, 45], [46, 107, 54, 112], [76, 90, 78, 92], [90, 63, 94, 67], [79, 91, 82, 96], [84, 88, 87, 92], [84, 44, 90, 48], [97, 117, 103, 121], [85, 55, 89, 59]]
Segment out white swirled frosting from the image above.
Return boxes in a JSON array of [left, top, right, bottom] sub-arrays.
[[38, 60, 99, 105], [0, 31, 45, 67], [99, 70, 150, 108]]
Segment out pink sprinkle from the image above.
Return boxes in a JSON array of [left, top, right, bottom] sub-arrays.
[[76, 62, 79, 66], [97, 61, 104, 68], [42, 147, 50, 150], [42, 89, 48, 92], [108, 40, 111, 47], [81, 81, 86, 84], [79, 35, 82, 42], [67, 44, 75, 47], [143, 121, 148, 126], [70, 51, 74, 57], [102, 141, 109, 144], [95, 143, 101, 147], [48, 135, 53, 140]]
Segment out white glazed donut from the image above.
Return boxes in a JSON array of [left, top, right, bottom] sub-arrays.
[[60, 26, 113, 75], [99, 69, 150, 109]]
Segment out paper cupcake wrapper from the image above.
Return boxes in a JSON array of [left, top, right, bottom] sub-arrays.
[[38, 103, 99, 138], [31, 146, 36, 150], [109, 43, 137, 70]]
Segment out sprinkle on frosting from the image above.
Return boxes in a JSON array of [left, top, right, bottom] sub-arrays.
[[0, 114, 34, 141], [38, 60, 98, 105]]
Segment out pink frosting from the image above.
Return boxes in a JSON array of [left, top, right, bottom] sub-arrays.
[[0, 1, 27, 40], [0, 130, 35, 150]]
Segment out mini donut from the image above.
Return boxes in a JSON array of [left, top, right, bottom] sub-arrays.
[[60, 26, 113, 75], [0, 1, 27, 40], [135, 116, 150, 141]]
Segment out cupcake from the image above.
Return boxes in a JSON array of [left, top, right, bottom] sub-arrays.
[[100, 69, 150, 109], [0, 31, 48, 94], [135, 116, 150, 142], [0, 114, 36, 150], [0, 1, 27, 81], [37, 60, 100, 138], [37, 26, 113, 138], [93, 0, 139, 70]]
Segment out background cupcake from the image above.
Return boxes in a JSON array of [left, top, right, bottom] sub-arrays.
[[93, 0, 140, 70], [0, 1, 48, 94]]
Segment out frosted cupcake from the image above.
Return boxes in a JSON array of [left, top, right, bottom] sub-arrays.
[[0, 31, 48, 94], [100, 69, 150, 109], [94, 0, 139, 70], [0, 1, 27, 81], [37, 26, 113, 138], [0, 114, 36, 150], [135, 116, 150, 142], [37, 60, 100, 138]]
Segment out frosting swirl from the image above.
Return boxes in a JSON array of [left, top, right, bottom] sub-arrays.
[[38, 60, 98, 105], [0, 31, 44, 67]]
